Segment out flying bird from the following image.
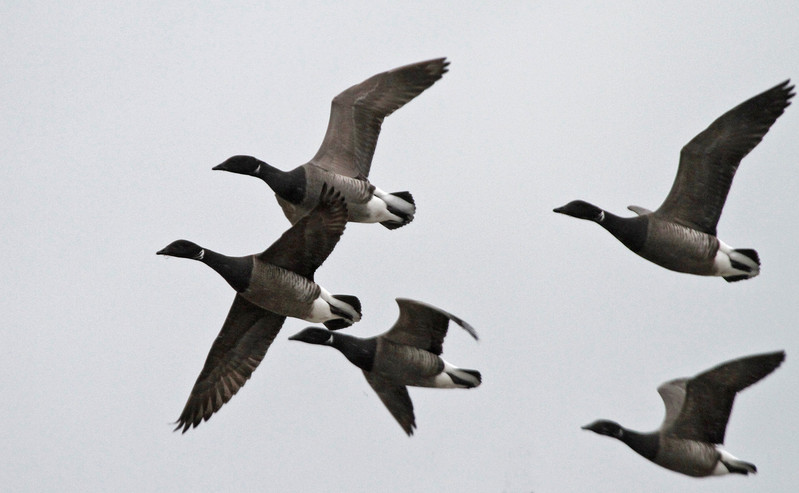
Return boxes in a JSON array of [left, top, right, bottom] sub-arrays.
[[289, 298, 481, 435], [582, 351, 785, 477], [214, 57, 450, 229], [554, 81, 794, 281], [157, 185, 361, 432]]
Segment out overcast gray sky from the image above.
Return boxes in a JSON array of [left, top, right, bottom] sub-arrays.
[[3, 1, 798, 491]]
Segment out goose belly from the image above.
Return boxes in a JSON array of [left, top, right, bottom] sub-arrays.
[[373, 343, 445, 386], [639, 223, 718, 275], [276, 169, 373, 224], [243, 263, 320, 319], [655, 439, 719, 477]]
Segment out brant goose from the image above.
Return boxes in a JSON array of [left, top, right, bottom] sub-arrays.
[[157, 185, 361, 432], [555, 81, 794, 281], [214, 58, 450, 229], [289, 298, 480, 435], [582, 351, 785, 477]]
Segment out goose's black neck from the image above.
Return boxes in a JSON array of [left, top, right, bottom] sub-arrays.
[[330, 333, 377, 372], [200, 249, 253, 293], [598, 212, 648, 253], [618, 428, 660, 461], [259, 164, 307, 205]]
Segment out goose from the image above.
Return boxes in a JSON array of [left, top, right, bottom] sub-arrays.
[[213, 57, 449, 229], [554, 81, 794, 281], [582, 351, 785, 477], [289, 298, 481, 435], [157, 185, 361, 432]]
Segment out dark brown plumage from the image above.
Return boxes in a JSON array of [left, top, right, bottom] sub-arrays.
[[583, 351, 785, 477], [158, 186, 360, 432], [214, 58, 449, 228], [658, 80, 794, 235], [663, 351, 786, 445], [289, 298, 480, 436], [555, 81, 794, 281]]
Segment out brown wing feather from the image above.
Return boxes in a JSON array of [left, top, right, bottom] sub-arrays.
[[382, 298, 478, 355], [174, 295, 287, 432], [664, 351, 785, 443], [310, 58, 449, 177], [363, 371, 416, 436], [656, 81, 794, 234], [258, 184, 348, 279]]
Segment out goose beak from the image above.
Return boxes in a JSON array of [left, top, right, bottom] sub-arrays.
[[156, 248, 168, 255], [211, 163, 226, 171], [553, 206, 566, 214]]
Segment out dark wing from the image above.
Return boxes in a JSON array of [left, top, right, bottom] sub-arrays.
[[309, 58, 449, 178], [258, 184, 348, 279], [381, 298, 478, 355], [363, 371, 416, 436], [174, 295, 287, 432], [656, 80, 794, 234], [663, 351, 785, 443]]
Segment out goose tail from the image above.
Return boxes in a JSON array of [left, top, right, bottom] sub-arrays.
[[446, 368, 482, 388], [723, 248, 760, 282], [716, 449, 757, 475], [720, 457, 757, 475], [380, 191, 416, 229], [324, 295, 362, 330]]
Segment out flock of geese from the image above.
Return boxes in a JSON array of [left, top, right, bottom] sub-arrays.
[[158, 58, 792, 479]]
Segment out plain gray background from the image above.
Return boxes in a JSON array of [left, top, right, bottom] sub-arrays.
[[2, 1, 797, 491]]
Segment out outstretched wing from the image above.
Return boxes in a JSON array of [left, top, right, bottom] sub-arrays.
[[259, 184, 348, 279], [174, 295, 287, 432], [363, 371, 416, 436], [657, 378, 688, 431], [310, 58, 449, 178], [381, 298, 478, 355], [656, 81, 793, 234], [663, 351, 785, 443]]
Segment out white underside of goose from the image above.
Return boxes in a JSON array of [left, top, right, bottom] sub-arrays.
[[373, 187, 415, 215], [712, 448, 753, 475], [355, 193, 404, 223], [306, 286, 361, 323], [432, 360, 481, 389], [713, 240, 760, 278]]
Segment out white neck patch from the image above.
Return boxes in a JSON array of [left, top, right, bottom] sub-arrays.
[[597, 211, 605, 222], [193, 249, 205, 261]]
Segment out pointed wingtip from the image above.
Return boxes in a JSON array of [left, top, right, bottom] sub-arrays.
[[172, 419, 190, 434]]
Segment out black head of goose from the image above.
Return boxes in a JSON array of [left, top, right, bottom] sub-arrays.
[[555, 81, 794, 281], [582, 351, 785, 477], [289, 298, 481, 436], [213, 58, 450, 229], [156, 185, 362, 433]]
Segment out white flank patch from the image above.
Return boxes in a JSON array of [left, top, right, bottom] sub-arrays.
[[432, 360, 467, 389], [314, 286, 361, 323], [374, 186, 414, 215], [712, 448, 743, 476], [362, 195, 398, 222], [306, 296, 335, 323]]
